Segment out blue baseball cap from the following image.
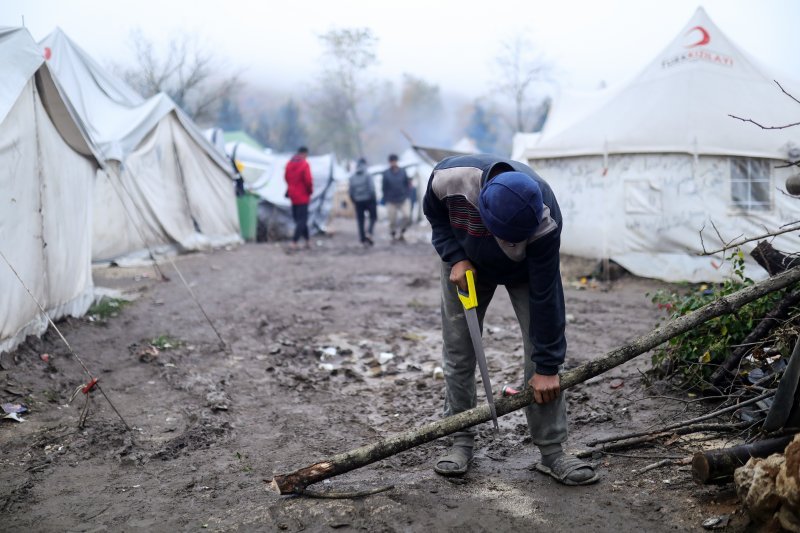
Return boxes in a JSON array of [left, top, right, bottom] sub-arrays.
[[478, 171, 543, 243]]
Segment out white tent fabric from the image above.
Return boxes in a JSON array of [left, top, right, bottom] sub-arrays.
[[41, 28, 241, 262], [513, 8, 800, 282], [226, 141, 273, 188], [519, 8, 800, 161], [204, 127, 228, 157], [1, 27, 99, 354]]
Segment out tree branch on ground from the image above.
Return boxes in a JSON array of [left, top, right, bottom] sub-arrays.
[[269, 266, 800, 494]]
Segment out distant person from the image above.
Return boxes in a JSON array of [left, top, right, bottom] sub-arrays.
[[284, 146, 313, 250], [381, 154, 412, 242], [408, 173, 419, 222], [348, 158, 377, 247]]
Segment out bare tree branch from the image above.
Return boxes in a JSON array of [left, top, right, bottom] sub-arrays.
[[728, 114, 800, 130], [776, 80, 800, 106], [493, 31, 552, 133], [727, 80, 800, 131], [113, 29, 242, 124], [700, 222, 800, 256]]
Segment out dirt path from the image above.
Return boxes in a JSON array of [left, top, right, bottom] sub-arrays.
[[0, 218, 740, 532]]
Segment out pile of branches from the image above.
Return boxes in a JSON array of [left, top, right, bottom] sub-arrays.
[[585, 242, 800, 485]]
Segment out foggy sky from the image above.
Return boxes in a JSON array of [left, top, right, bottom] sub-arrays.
[[2, 0, 798, 98]]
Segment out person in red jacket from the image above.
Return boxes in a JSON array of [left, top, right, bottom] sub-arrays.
[[284, 146, 314, 250]]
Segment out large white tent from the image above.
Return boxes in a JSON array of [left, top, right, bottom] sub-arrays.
[[0, 27, 100, 353], [513, 8, 800, 282], [40, 28, 241, 263]]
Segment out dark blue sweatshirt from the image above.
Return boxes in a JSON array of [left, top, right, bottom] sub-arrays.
[[422, 154, 566, 375]]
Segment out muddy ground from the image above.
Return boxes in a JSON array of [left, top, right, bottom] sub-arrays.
[[1, 217, 747, 532]]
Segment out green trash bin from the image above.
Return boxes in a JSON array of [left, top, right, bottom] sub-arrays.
[[236, 193, 258, 242]]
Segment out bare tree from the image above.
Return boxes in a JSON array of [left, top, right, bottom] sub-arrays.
[[493, 31, 553, 133], [113, 29, 241, 125], [398, 74, 446, 146], [308, 28, 378, 158]]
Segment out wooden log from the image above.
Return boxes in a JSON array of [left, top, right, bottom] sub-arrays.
[[691, 435, 795, 485], [269, 266, 800, 495], [751, 241, 800, 276], [576, 421, 753, 459], [710, 289, 800, 387], [586, 391, 774, 447]]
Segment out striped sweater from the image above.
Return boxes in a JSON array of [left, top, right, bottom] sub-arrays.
[[422, 154, 566, 375]]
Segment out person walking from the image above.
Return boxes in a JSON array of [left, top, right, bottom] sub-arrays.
[[422, 154, 598, 486], [284, 146, 313, 250], [381, 154, 411, 242], [348, 158, 377, 247]]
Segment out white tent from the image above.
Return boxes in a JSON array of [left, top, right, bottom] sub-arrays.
[[0, 27, 100, 353], [513, 7, 800, 282], [40, 28, 241, 263], [225, 144, 348, 239], [226, 140, 272, 187]]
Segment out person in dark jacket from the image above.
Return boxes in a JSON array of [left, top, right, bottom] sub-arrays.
[[348, 158, 377, 247], [423, 154, 598, 486], [284, 146, 313, 250], [381, 154, 411, 241]]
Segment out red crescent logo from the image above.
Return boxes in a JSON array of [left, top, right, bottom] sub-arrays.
[[685, 26, 710, 48], [43, 46, 52, 60]]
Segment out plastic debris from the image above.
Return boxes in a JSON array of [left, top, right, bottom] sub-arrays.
[[609, 378, 624, 389], [433, 366, 444, 380], [501, 385, 520, 397], [702, 515, 730, 530], [377, 352, 394, 365], [40, 353, 51, 363], [2, 412, 25, 423], [2, 403, 27, 415], [320, 347, 337, 358], [318, 363, 335, 372], [746, 367, 766, 384], [566, 313, 575, 323]]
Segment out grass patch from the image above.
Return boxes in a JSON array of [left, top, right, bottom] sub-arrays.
[[88, 297, 130, 320], [150, 335, 183, 351], [235, 451, 253, 473]]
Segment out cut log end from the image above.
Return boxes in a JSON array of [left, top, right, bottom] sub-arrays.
[[691, 436, 795, 485], [268, 479, 281, 494], [269, 461, 336, 495], [692, 452, 711, 484]]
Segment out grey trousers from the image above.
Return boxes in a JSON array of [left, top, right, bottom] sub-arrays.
[[440, 262, 567, 449], [387, 200, 411, 236]]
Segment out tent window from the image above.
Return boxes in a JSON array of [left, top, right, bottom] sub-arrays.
[[730, 158, 771, 211]]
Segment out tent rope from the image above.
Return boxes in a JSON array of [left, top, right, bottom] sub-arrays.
[[0, 248, 131, 431], [97, 164, 227, 348], [107, 165, 227, 348], [166, 138, 228, 349], [103, 162, 227, 347], [103, 167, 170, 281], [163, 253, 226, 348]]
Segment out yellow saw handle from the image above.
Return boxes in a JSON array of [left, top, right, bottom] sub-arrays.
[[457, 270, 478, 310]]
